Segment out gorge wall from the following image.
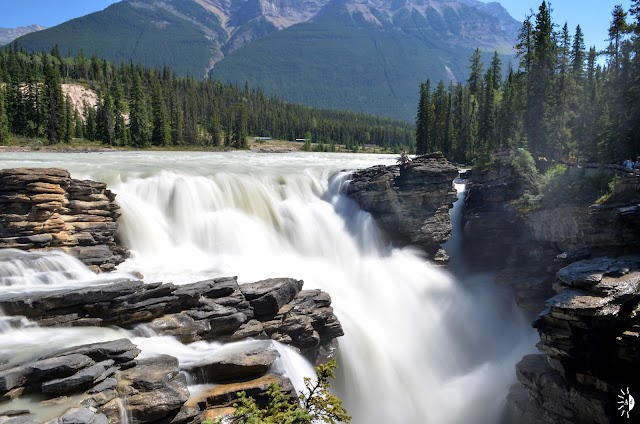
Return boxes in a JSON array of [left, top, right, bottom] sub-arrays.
[[0, 168, 127, 272], [345, 152, 459, 261], [462, 159, 640, 423]]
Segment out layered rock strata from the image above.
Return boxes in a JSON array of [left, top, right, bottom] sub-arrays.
[[507, 256, 640, 423], [0, 276, 344, 423], [345, 152, 458, 260], [463, 163, 640, 313], [0, 168, 127, 271], [0, 276, 343, 360]]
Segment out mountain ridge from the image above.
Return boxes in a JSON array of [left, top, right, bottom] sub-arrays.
[[12, 0, 520, 120], [0, 24, 45, 45]]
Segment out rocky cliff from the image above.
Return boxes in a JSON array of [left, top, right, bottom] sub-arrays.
[[0, 168, 127, 272], [0, 271, 344, 423], [463, 162, 640, 313], [463, 159, 640, 422], [507, 257, 640, 423], [345, 152, 459, 261]]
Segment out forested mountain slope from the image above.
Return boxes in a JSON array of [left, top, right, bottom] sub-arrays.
[[13, 0, 519, 120]]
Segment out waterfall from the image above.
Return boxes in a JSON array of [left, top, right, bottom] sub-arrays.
[[0, 249, 134, 294], [109, 157, 536, 423], [0, 152, 537, 423]]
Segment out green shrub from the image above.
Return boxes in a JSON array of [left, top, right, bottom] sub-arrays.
[[511, 148, 541, 190], [539, 165, 617, 207], [209, 359, 351, 424]]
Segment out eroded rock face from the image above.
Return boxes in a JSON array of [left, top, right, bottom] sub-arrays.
[[508, 256, 640, 423], [0, 168, 127, 271], [345, 152, 458, 259]]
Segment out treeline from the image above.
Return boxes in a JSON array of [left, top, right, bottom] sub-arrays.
[[416, 0, 640, 164], [0, 46, 415, 150]]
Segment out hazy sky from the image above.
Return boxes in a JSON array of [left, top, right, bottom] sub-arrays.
[[0, 0, 634, 53]]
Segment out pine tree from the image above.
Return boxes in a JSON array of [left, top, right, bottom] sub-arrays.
[[467, 49, 484, 98], [233, 103, 248, 149], [415, 80, 432, 154], [110, 76, 127, 145], [607, 5, 629, 77], [550, 22, 573, 159], [96, 91, 115, 145], [64, 95, 73, 143], [74, 107, 84, 139], [43, 61, 66, 144], [129, 72, 151, 148], [0, 86, 9, 144], [432, 80, 448, 152], [85, 103, 97, 141], [208, 111, 222, 146], [151, 81, 170, 146], [525, 1, 555, 157], [571, 25, 586, 80], [170, 92, 184, 145]]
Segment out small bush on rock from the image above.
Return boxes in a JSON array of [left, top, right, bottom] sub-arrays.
[[208, 359, 351, 424]]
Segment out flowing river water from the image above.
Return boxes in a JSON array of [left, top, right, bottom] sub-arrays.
[[0, 151, 537, 423]]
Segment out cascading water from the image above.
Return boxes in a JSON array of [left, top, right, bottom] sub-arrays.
[[0, 152, 537, 423]]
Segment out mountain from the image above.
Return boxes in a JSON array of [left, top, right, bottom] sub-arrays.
[[0, 24, 45, 45], [13, 0, 519, 120], [210, 0, 519, 120]]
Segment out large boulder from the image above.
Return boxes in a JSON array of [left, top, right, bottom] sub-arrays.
[[114, 355, 189, 424], [184, 340, 279, 383]]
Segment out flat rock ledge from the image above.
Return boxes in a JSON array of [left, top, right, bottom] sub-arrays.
[[0, 168, 127, 272], [506, 256, 640, 423], [345, 152, 458, 260], [0, 277, 344, 423]]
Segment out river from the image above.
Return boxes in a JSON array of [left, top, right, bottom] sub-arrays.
[[0, 151, 536, 423]]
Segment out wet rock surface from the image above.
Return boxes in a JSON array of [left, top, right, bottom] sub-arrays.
[[0, 277, 343, 424], [0, 168, 127, 271], [0, 277, 343, 357], [345, 152, 458, 259], [0, 277, 344, 423]]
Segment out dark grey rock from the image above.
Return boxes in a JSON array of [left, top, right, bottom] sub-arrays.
[[184, 340, 279, 383], [40, 340, 140, 365], [345, 153, 458, 258], [240, 278, 303, 317], [41, 361, 113, 395], [117, 355, 189, 423]]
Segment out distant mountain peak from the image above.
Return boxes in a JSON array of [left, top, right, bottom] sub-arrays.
[[0, 24, 46, 46]]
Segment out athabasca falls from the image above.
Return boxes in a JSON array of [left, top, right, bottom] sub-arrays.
[[0, 151, 537, 423]]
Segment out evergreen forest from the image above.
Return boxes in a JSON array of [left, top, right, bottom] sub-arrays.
[[0, 46, 415, 151], [415, 1, 640, 165]]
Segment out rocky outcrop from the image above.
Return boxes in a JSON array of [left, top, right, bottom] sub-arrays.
[[0, 276, 343, 361], [507, 256, 640, 423], [345, 152, 458, 260], [0, 338, 298, 424], [0, 168, 127, 272], [463, 161, 640, 313], [0, 275, 344, 423]]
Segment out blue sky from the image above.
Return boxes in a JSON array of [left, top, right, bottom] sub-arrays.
[[0, 0, 634, 53], [489, 0, 633, 53]]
